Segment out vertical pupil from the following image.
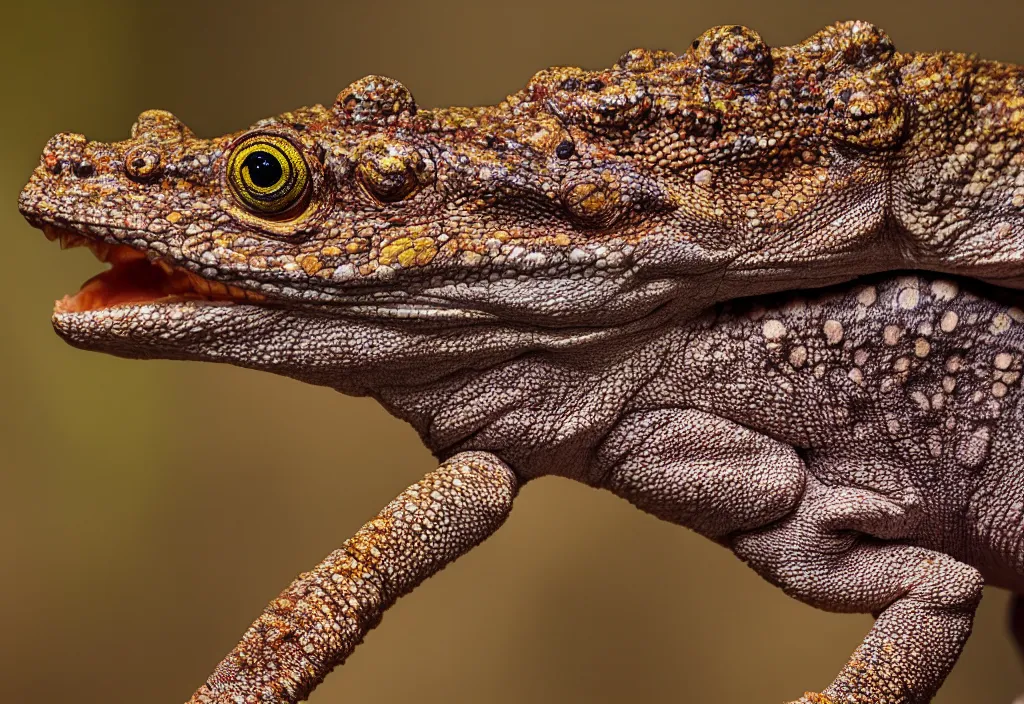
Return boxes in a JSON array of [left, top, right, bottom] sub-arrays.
[[244, 150, 284, 188]]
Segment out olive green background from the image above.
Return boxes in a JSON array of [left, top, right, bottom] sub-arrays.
[[4, 1, 1024, 702]]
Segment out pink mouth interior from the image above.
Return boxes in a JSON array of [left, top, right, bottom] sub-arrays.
[[47, 227, 264, 313]]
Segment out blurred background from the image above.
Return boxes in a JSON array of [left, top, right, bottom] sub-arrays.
[[4, 0, 1024, 701]]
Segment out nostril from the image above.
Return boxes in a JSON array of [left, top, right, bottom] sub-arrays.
[[73, 160, 95, 178], [42, 132, 86, 177]]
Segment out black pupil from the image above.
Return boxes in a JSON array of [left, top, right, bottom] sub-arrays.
[[244, 150, 283, 188]]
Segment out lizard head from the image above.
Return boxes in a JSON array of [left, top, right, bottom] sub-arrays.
[[18, 21, 992, 392]]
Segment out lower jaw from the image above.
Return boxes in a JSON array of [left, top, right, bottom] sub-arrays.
[[49, 297, 256, 358], [53, 297, 237, 319], [54, 292, 224, 315], [51, 296, 242, 327]]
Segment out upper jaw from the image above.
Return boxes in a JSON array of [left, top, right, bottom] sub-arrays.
[[23, 207, 500, 342]]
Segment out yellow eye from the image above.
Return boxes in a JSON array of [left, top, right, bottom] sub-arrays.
[[227, 135, 310, 216]]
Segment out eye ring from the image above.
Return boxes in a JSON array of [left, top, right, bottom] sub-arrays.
[[227, 134, 310, 217], [124, 146, 162, 182]]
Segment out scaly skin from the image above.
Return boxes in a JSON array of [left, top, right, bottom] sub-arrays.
[[190, 453, 518, 704], [17, 20, 1024, 704], [18, 21, 1024, 330]]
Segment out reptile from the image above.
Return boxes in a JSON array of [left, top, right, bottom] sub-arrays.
[[17, 19, 1024, 703]]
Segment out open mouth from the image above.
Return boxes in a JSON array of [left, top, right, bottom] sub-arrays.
[[43, 225, 265, 314]]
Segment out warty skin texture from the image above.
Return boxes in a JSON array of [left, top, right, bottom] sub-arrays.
[[18, 19, 1024, 704], [19, 21, 1024, 330], [113, 272, 1024, 704]]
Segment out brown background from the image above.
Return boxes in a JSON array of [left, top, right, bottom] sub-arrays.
[[4, 0, 1024, 701]]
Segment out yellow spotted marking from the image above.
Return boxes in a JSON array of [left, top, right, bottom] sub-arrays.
[[299, 255, 322, 276], [380, 236, 438, 268]]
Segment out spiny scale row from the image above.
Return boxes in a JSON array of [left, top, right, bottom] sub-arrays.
[[334, 21, 899, 126]]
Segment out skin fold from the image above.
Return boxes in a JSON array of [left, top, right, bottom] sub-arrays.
[[17, 19, 1024, 704]]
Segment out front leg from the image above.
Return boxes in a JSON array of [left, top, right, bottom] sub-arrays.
[[734, 478, 983, 704], [594, 409, 807, 540], [188, 451, 518, 704], [596, 410, 982, 703]]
